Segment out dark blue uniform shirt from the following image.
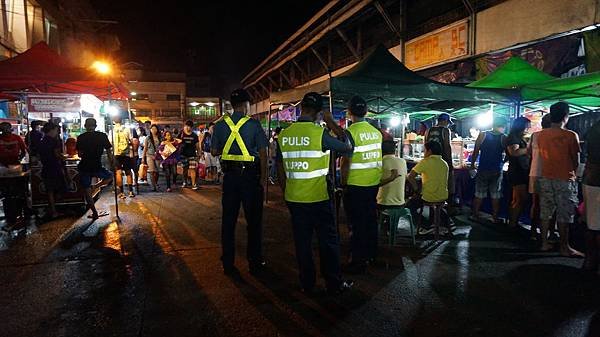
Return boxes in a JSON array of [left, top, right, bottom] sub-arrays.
[[211, 111, 268, 159]]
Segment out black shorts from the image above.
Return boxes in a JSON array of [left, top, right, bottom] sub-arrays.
[[115, 155, 134, 172]]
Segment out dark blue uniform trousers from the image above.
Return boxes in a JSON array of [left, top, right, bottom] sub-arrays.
[[344, 185, 379, 265], [287, 200, 342, 291], [221, 169, 264, 269]]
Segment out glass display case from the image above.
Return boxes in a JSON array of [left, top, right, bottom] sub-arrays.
[[403, 138, 475, 168], [451, 139, 475, 168], [403, 139, 425, 162]]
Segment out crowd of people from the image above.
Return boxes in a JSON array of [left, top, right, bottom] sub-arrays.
[[0, 115, 221, 227], [1, 87, 599, 293], [401, 102, 599, 265]]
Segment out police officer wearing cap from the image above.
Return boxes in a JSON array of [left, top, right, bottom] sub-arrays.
[[341, 96, 383, 274], [425, 113, 455, 210], [277, 92, 354, 294], [211, 88, 268, 276]]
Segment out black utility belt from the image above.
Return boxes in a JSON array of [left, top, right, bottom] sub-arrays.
[[221, 160, 259, 172]]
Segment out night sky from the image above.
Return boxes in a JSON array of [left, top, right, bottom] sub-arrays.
[[90, 1, 330, 93]]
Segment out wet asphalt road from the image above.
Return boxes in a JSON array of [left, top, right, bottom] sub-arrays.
[[1, 183, 599, 337]]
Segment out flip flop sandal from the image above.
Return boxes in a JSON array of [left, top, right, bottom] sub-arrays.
[[87, 210, 109, 219]]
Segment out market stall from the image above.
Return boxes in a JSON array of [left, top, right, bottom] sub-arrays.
[[265, 45, 518, 205], [25, 93, 105, 208], [0, 42, 129, 216], [457, 56, 600, 219]]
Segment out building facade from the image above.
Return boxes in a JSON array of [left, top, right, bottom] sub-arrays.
[[186, 97, 221, 125], [0, 0, 119, 63], [242, 0, 600, 114], [122, 66, 187, 127]]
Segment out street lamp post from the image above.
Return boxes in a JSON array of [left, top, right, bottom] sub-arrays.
[[93, 61, 120, 220]]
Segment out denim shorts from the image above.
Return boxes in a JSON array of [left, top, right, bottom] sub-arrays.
[[79, 168, 113, 188], [475, 170, 503, 199]]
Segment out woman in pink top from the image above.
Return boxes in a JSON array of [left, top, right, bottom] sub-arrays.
[[528, 114, 551, 240]]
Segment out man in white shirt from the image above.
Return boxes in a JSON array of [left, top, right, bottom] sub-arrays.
[[377, 140, 407, 208]]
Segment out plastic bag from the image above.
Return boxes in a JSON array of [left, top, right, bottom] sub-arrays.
[[197, 161, 206, 179]]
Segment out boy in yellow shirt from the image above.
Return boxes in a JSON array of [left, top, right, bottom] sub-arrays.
[[407, 141, 451, 235]]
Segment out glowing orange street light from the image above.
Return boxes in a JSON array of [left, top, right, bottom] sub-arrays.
[[91, 61, 111, 75]]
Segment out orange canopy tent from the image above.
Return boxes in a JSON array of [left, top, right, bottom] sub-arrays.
[[0, 42, 128, 100]]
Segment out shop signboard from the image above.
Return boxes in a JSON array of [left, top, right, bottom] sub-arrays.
[[27, 94, 80, 115], [405, 20, 469, 70]]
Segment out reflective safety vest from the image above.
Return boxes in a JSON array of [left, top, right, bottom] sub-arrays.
[[347, 121, 383, 187], [221, 115, 255, 162], [278, 122, 330, 203]]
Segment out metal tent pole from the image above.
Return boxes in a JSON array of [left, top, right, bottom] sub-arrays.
[[266, 104, 272, 204], [108, 83, 119, 219], [328, 89, 340, 234]]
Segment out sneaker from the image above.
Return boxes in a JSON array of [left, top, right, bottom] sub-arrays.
[[192, 185, 199, 190], [327, 280, 354, 295], [166, 188, 172, 193], [182, 183, 188, 188], [128, 191, 135, 198], [118, 192, 126, 200], [418, 226, 434, 235]]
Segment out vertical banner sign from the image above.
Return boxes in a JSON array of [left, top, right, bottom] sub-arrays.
[[405, 20, 469, 70], [27, 94, 81, 115]]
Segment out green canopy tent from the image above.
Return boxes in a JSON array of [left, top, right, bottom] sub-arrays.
[[269, 45, 517, 121], [521, 72, 600, 109], [265, 46, 517, 206], [467, 56, 556, 89], [468, 56, 600, 114]]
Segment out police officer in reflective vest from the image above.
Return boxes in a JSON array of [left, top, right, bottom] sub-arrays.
[[277, 92, 354, 295], [211, 88, 268, 276], [341, 96, 383, 274]]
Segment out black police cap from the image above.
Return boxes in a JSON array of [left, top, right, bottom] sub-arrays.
[[348, 95, 367, 115], [301, 92, 323, 110], [230, 88, 251, 105]]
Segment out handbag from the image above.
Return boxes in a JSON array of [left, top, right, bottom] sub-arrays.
[[138, 163, 148, 178]]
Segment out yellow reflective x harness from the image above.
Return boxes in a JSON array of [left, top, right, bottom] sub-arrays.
[[221, 115, 255, 162]]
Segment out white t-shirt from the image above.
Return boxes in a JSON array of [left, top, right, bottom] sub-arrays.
[[138, 135, 146, 157], [377, 155, 407, 206]]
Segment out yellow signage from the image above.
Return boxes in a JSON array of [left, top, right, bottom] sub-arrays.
[[405, 20, 469, 70]]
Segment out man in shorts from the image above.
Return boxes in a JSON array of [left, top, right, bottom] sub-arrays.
[[425, 113, 455, 208], [111, 116, 135, 198], [201, 122, 219, 183], [470, 117, 507, 224], [537, 102, 582, 256], [180, 120, 200, 189], [76, 118, 114, 220]]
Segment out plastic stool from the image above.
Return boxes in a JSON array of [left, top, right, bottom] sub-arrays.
[[423, 201, 447, 240], [379, 207, 416, 246]]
